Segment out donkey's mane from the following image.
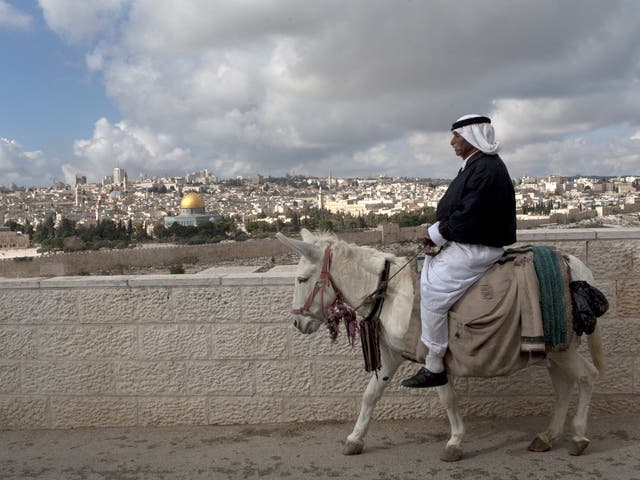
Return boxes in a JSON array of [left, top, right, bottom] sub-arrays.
[[311, 232, 399, 277]]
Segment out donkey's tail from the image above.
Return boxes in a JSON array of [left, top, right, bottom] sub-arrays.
[[587, 323, 605, 377]]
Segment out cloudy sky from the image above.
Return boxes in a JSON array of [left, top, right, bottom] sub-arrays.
[[1, 0, 639, 187]]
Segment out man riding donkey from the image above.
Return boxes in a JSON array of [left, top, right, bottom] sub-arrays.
[[402, 114, 517, 388]]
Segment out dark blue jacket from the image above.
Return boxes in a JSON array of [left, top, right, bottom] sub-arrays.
[[436, 152, 516, 247]]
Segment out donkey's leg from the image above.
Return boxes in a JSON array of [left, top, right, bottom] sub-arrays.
[[568, 352, 598, 456], [343, 345, 404, 455], [529, 358, 574, 452], [436, 380, 465, 462]]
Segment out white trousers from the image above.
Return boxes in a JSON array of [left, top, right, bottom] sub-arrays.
[[420, 242, 504, 359]]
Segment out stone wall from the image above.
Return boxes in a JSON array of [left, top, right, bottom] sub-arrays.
[[1, 228, 639, 430]]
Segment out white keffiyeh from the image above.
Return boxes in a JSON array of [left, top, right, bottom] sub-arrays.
[[452, 114, 500, 155]]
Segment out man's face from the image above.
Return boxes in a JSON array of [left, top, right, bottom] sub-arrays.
[[450, 131, 475, 159]]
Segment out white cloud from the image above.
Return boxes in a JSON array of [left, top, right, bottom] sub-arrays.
[[38, 0, 125, 42], [71, 118, 193, 180], [0, 137, 50, 186], [0, 1, 32, 30], [29, 0, 640, 181]]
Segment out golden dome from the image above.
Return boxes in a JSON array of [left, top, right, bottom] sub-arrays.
[[180, 192, 205, 209]]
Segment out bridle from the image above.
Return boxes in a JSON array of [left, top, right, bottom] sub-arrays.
[[291, 245, 343, 322]]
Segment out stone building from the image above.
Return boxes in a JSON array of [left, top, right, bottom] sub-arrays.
[[0, 226, 29, 248], [164, 192, 221, 227]]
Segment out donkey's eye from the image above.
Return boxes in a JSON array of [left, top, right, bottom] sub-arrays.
[[296, 277, 309, 283]]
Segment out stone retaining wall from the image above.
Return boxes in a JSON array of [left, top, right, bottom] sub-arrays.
[[1, 229, 639, 430]]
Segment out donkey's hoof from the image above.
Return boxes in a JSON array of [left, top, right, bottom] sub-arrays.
[[343, 439, 364, 455], [569, 439, 590, 456], [440, 446, 463, 462], [528, 435, 552, 452]]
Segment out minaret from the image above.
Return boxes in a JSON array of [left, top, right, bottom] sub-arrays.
[[318, 186, 324, 210]]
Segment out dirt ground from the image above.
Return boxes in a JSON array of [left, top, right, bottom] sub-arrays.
[[1, 415, 639, 480]]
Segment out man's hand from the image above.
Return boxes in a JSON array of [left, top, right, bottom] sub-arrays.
[[419, 236, 436, 250]]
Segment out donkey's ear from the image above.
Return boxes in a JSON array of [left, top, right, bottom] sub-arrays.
[[300, 228, 315, 243], [276, 232, 321, 261]]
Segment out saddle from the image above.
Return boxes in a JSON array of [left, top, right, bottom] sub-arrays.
[[403, 248, 573, 377]]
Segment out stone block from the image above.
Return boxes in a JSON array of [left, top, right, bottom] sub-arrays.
[[171, 287, 241, 323], [467, 366, 553, 397], [289, 329, 357, 358], [211, 325, 288, 360], [457, 395, 554, 417], [241, 286, 293, 323], [77, 287, 171, 324], [0, 364, 20, 393], [115, 362, 187, 395], [593, 355, 634, 394], [208, 397, 284, 424], [588, 240, 640, 278], [590, 395, 640, 415], [50, 397, 137, 428], [256, 361, 312, 395], [0, 289, 77, 324], [281, 396, 356, 423], [596, 317, 640, 355], [22, 362, 114, 395], [311, 359, 370, 395], [138, 397, 207, 426], [615, 280, 640, 319], [186, 361, 254, 395], [139, 325, 210, 360], [0, 396, 49, 429], [372, 395, 432, 420], [0, 327, 36, 359], [37, 325, 137, 359]]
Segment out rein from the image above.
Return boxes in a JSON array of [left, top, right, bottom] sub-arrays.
[[292, 243, 419, 373]]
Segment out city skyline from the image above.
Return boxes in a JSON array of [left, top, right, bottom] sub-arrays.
[[1, 1, 639, 187]]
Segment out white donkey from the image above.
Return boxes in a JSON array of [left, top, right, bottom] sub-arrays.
[[276, 229, 604, 462]]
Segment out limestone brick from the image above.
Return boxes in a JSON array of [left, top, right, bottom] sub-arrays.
[[186, 361, 254, 395], [596, 318, 640, 355], [0, 364, 20, 393], [139, 325, 210, 360], [241, 286, 292, 323], [138, 397, 207, 426], [0, 289, 77, 324], [311, 359, 370, 395], [289, 329, 357, 358], [590, 395, 640, 415], [0, 327, 36, 359], [22, 362, 113, 395], [50, 397, 137, 428], [456, 395, 554, 417], [616, 280, 640, 318], [256, 361, 312, 395], [281, 397, 356, 423], [171, 287, 241, 323], [593, 355, 634, 394], [208, 397, 284, 424], [210, 325, 289, 360], [0, 396, 49, 429], [37, 325, 137, 359], [466, 366, 554, 397], [372, 395, 433, 420], [115, 362, 187, 395], [77, 287, 170, 324], [588, 240, 640, 278]]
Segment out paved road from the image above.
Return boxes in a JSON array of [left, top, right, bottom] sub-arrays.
[[2, 416, 639, 480]]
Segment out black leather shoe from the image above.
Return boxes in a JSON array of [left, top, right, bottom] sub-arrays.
[[401, 367, 448, 388]]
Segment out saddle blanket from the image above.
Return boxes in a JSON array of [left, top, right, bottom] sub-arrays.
[[403, 249, 573, 377]]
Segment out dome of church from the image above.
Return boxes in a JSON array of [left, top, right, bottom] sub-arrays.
[[180, 192, 205, 209]]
